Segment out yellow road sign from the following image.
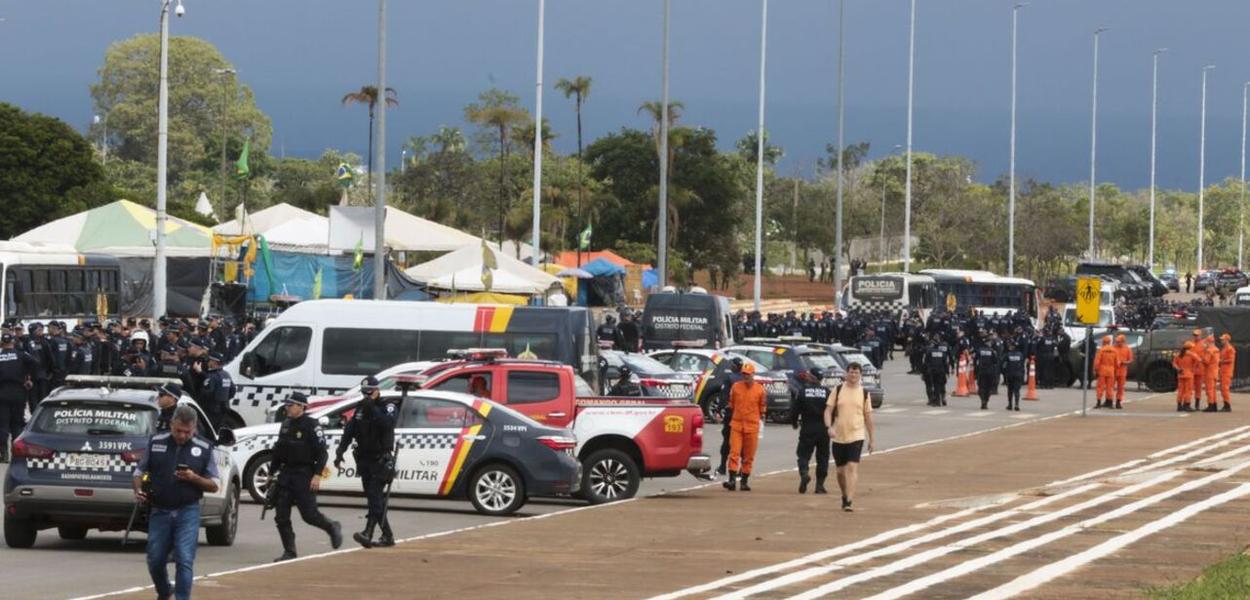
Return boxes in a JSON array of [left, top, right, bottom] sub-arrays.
[[1075, 276, 1102, 325]]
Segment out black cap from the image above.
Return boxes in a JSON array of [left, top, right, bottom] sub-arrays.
[[190, 338, 209, 350], [29, 322, 43, 331], [207, 352, 224, 362], [71, 327, 85, 338], [157, 383, 182, 398], [1, 334, 12, 344], [360, 375, 380, 391], [284, 391, 309, 406]]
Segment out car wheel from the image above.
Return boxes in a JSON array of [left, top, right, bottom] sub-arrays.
[[4, 513, 36, 548], [468, 464, 526, 516], [243, 453, 273, 504], [581, 449, 640, 504], [1146, 366, 1177, 393], [206, 485, 239, 546], [57, 526, 88, 541]]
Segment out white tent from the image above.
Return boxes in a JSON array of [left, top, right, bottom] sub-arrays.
[[263, 217, 330, 249], [405, 243, 559, 294], [382, 207, 479, 252], [214, 203, 324, 236]]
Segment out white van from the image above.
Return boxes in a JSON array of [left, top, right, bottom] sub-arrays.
[[222, 300, 595, 427]]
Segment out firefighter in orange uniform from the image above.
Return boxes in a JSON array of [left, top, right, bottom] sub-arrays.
[[1218, 333, 1236, 412], [723, 362, 766, 492], [1191, 330, 1206, 402], [1093, 336, 1119, 409], [1172, 342, 1196, 412], [1113, 334, 1133, 409], [1203, 336, 1221, 411]]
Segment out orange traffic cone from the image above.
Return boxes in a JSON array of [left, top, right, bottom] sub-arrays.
[[967, 352, 979, 396], [953, 352, 970, 397], [1024, 357, 1039, 401]]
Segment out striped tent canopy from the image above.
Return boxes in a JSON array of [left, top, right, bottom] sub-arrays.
[[13, 200, 213, 257]]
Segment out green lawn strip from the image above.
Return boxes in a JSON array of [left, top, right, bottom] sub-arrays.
[[1145, 553, 1250, 599]]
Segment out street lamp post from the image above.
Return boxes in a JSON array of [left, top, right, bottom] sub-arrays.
[[531, 0, 546, 266], [880, 144, 902, 271], [1240, 81, 1249, 270], [154, 0, 184, 318], [903, 0, 916, 272], [833, 0, 846, 303], [1007, 3, 1026, 278], [1197, 64, 1215, 273], [1087, 27, 1107, 259], [373, 0, 387, 300], [658, 0, 671, 287], [1148, 49, 1166, 270], [212, 67, 235, 222], [752, 0, 769, 312]]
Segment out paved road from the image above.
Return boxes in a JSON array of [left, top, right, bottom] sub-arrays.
[[0, 357, 1143, 600]]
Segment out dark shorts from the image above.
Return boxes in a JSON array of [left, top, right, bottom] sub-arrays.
[[832, 440, 864, 466]]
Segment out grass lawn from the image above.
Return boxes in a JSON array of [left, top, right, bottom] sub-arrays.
[[1146, 553, 1250, 599]]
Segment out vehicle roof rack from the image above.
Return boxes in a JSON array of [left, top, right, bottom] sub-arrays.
[[64, 375, 180, 391]]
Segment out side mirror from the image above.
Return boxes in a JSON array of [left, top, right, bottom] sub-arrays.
[[317, 416, 330, 428], [216, 428, 236, 446], [239, 352, 255, 379]]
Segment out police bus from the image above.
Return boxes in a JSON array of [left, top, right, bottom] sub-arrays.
[[840, 273, 938, 318], [919, 269, 1039, 323], [0, 243, 122, 326]]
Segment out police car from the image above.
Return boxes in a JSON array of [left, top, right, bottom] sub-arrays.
[[3, 376, 242, 548], [231, 388, 581, 517]]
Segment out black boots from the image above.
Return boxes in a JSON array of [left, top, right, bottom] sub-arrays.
[[814, 477, 828, 494], [723, 471, 738, 491], [353, 519, 375, 548], [275, 528, 297, 562], [1204, 403, 1219, 413], [1223, 403, 1233, 412], [273, 550, 297, 562], [799, 471, 811, 494], [376, 519, 394, 547], [739, 475, 751, 492], [326, 520, 343, 549], [1115, 400, 1123, 410]]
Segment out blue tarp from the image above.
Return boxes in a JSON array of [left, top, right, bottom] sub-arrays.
[[249, 251, 430, 303], [582, 257, 626, 276], [642, 268, 659, 290]]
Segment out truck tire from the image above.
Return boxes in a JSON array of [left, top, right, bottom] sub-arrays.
[[1145, 365, 1177, 393], [243, 453, 274, 504], [581, 449, 640, 504], [57, 526, 88, 541], [205, 485, 239, 546], [4, 513, 36, 548], [468, 463, 526, 516]]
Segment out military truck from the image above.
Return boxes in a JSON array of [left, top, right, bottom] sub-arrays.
[[1068, 325, 1213, 393]]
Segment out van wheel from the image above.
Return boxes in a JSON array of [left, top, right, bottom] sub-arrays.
[[206, 485, 239, 546], [243, 453, 273, 504], [57, 526, 88, 540], [1146, 366, 1177, 393], [581, 449, 640, 504], [468, 464, 526, 516], [4, 513, 36, 548]]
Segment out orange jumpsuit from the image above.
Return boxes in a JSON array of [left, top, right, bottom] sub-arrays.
[[1115, 342, 1133, 401], [1094, 345, 1119, 403], [1184, 349, 1204, 407], [1220, 344, 1236, 405], [1173, 351, 1194, 407], [727, 379, 767, 475], [1192, 341, 1207, 400], [1204, 342, 1220, 407]]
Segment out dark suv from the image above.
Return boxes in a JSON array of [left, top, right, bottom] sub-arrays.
[[724, 339, 842, 422], [1076, 262, 1151, 299], [1127, 265, 1169, 297]]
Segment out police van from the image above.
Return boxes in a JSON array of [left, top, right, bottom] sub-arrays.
[[224, 300, 596, 427]]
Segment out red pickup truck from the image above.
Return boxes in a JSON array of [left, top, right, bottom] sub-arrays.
[[418, 358, 710, 504]]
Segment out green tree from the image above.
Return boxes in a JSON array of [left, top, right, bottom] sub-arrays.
[[464, 89, 530, 242], [267, 150, 363, 215], [341, 85, 398, 200], [736, 129, 784, 166], [0, 103, 117, 238], [513, 117, 558, 158]]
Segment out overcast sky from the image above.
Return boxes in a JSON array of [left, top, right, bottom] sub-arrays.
[[4, 0, 1250, 190]]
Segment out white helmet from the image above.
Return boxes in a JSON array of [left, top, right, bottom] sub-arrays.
[[130, 330, 149, 345]]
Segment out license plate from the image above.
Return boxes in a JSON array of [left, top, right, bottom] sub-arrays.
[[65, 453, 112, 470]]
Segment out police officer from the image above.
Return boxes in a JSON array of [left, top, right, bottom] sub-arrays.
[[46, 321, 70, 389], [154, 383, 182, 432], [924, 335, 951, 407], [596, 315, 623, 350], [0, 334, 33, 463], [791, 368, 830, 494], [271, 392, 343, 562], [1002, 342, 1026, 412], [24, 322, 53, 414], [197, 352, 233, 433], [974, 341, 1001, 411], [334, 376, 397, 548], [69, 327, 95, 375]]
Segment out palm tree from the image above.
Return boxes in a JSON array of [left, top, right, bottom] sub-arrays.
[[555, 76, 592, 261], [736, 129, 784, 165], [638, 99, 685, 171], [341, 85, 399, 202], [431, 126, 466, 154], [465, 104, 529, 242], [513, 117, 557, 159]]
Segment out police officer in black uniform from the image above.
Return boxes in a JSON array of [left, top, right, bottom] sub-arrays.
[[46, 321, 70, 389], [24, 323, 53, 415], [0, 334, 33, 462], [69, 327, 95, 375], [1002, 342, 1026, 411], [924, 335, 951, 407], [596, 315, 623, 350], [270, 392, 343, 562], [334, 376, 397, 548], [197, 352, 232, 433], [791, 368, 830, 494], [973, 340, 1001, 411], [154, 382, 182, 433]]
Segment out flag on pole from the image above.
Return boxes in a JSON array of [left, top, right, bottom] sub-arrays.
[[481, 240, 497, 291], [233, 140, 251, 181], [578, 224, 593, 250], [312, 267, 323, 300], [353, 232, 364, 271]]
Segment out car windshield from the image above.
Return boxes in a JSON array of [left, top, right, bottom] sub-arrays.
[[839, 352, 875, 370], [620, 353, 677, 376], [32, 401, 156, 436], [800, 352, 839, 370]]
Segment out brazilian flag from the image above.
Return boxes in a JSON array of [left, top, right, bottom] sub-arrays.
[[353, 233, 364, 271], [233, 140, 250, 181], [578, 224, 593, 250]]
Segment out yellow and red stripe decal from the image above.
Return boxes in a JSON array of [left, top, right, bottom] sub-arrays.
[[473, 306, 515, 333], [438, 399, 491, 495]]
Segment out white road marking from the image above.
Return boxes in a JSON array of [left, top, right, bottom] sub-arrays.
[[878, 407, 908, 414], [921, 409, 948, 415], [1148, 424, 1250, 458], [968, 412, 993, 418], [749, 472, 1178, 600], [1122, 428, 1250, 475], [968, 482, 1250, 600], [1044, 459, 1146, 487], [857, 458, 1250, 600], [1009, 413, 1034, 419]]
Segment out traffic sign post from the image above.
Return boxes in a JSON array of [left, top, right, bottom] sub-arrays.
[[1076, 277, 1101, 416]]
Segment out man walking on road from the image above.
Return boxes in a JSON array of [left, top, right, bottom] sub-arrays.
[[271, 392, 343, 562], [335, 376, 398, 547], [973, 340, 1000, 411], [824, 363, 874, 512], [1218, 333, 1235, 412], [1002, 342, 1025, 412], [723, 363, 765, 492], [791, 368, 830, 494], [1094, 336, 1119, 409], [923, 334, 950, 407]]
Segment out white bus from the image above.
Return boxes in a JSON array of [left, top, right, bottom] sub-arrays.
[[840, 273, 938, 317], [920, 269, 1040, 323], [0, 243, 122, 325]]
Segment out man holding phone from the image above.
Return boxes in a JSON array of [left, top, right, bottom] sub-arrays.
[[134, 405, 220, 600]]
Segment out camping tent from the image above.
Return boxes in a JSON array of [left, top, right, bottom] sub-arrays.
[[213, 203, 322, 236], [554, 250, 637, 269], [580, 258, 627, 306], [435, 292, 528, 305], [13, 199, 212, 257], [405, 243, 559, 294], [248, 250, 429, 303], [383, 207, 481, 252]]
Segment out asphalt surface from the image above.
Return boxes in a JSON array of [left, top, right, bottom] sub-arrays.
[[1, 355, 1137, 600]]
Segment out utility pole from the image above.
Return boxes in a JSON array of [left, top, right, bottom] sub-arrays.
[[833, 0, 846, 303], [1148, 49, 1166, 269], [1087, 28, 1107, 259], [752, 0, 769, 311], [903, 0, 916, 272], [530, 0, 546, 266], [373, 0, 388, 300], [658, 0, 671, 287]]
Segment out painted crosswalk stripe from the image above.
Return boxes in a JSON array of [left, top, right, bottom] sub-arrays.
[[878, 407, 908, 414], [921, 409, 948, 415]]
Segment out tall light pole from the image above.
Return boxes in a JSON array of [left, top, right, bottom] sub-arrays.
[[833, 0, 846, 302], [1087, 27, 1107, 259], [752, 0, 769, 311], [1148, 49, 1166, 270], [880, 144, 903, 271], [1197, 64, 1215, 272], [1240, 81, 1249, 270], [530, 0, 546, 266], [154, 0, 184, 318], [903, 0, 916, 272], [373, 0, 387, 300], [1007, 3, 1026, 278], [658, 0, 671, 287], [212, 67, 235, 222], [93, 114, 108, 165]]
